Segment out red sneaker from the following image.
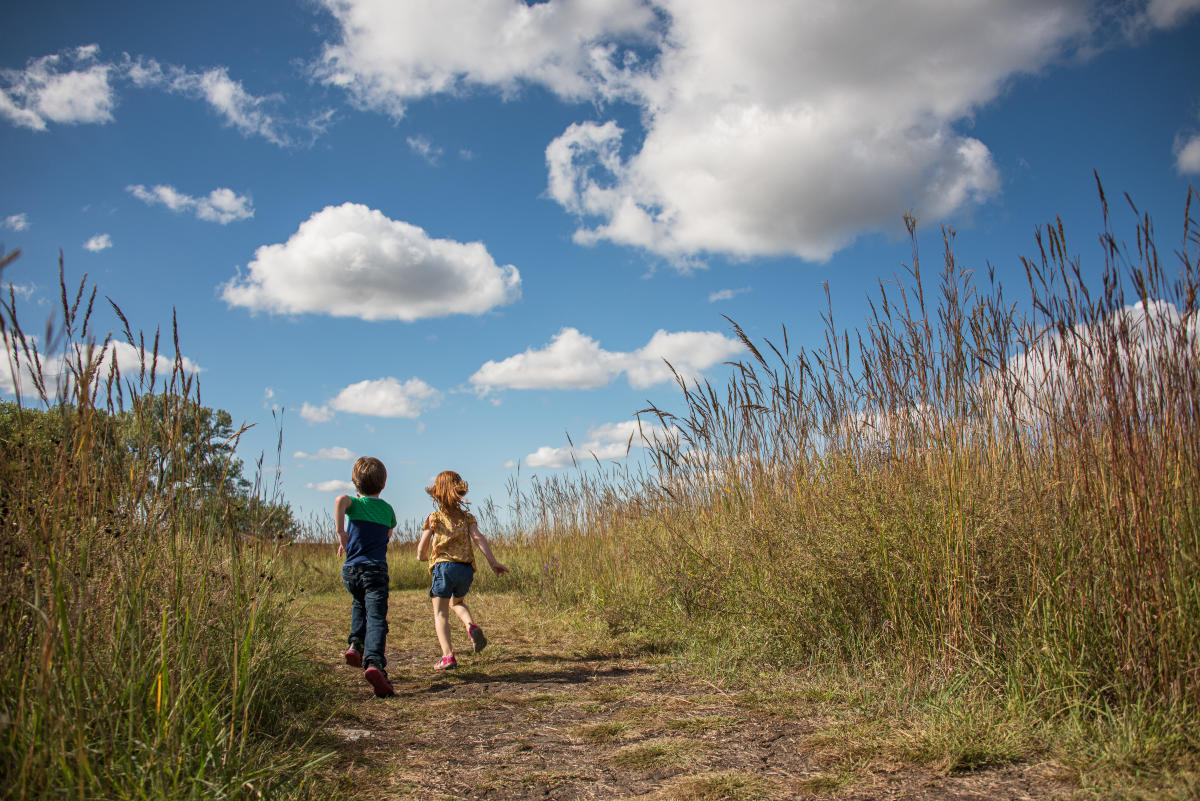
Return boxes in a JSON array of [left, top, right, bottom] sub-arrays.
[[344, 647, 362, 668], [434, 654, 457, 670], [364, 666, 395, 697]]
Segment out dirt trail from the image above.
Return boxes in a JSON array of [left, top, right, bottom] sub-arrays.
[[302, 590, 1066, 801]]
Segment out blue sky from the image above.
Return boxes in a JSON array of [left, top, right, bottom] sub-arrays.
[[3, 0, 1199, 533]]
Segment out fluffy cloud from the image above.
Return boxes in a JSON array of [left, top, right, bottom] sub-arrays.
[[314, 1, 1200, 263], [315, 0, 659, 117], [307, 479, 356, 493], [524, 418, 677, 468], [302, 377, 443, 423], [127, 184, 254, 224], [221, 203, 521, 321], [2, 336, 201, 398], [294, 445, 356, 460], [83, 234, 112, 252], [3, 213, 30, 231], [470, 327, 743, 393], [299, 402, 335, 423], [0, 45, 114, 130]]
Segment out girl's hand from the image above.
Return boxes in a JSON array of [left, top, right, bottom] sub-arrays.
[[491, 562, 510, 575]]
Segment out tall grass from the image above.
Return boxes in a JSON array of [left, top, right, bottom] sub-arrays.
[[1, 255, 330, 799], [513, 183, 1200, 743]]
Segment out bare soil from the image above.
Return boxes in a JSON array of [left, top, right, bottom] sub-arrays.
[[302, 590, 1070, 800]]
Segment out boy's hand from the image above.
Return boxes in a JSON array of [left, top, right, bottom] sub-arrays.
[[337, 543, 346, 557]]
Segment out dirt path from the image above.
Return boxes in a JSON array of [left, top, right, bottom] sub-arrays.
[[302, 590, 1067, 800]]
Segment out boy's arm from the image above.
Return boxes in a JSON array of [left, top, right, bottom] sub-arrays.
[[334, 494, 352, 556], [416, 514, 433, 561], [469, 523, 510, 575]]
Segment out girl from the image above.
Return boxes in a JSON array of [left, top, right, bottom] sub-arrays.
[[416, 470, 510, 670]]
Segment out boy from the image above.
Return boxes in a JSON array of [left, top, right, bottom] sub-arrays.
[[335, 456, 398, 697]]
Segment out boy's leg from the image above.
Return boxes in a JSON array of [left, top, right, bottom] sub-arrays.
[[431, 597, 454, 657], [341, 564, 366, 656], [361, 562, 390, 669]]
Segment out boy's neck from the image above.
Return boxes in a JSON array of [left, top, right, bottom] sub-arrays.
[[359, 492, 382, 499]]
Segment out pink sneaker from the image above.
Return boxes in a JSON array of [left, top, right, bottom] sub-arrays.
[[344, 646, 362, 668], [364, 665, 395, 697], [468, 624, 487, 653], [434, 654, 457, 670]]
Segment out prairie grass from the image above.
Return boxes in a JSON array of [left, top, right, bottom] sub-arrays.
[[0, 256, 331, 799], [510, 183, 1200, 782]]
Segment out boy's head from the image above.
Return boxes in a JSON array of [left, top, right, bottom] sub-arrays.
[[352, 456, 387, 496]]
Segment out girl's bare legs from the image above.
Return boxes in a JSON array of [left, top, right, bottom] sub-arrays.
[[432, 597, 454, 657], [450, 597, 475, 631]]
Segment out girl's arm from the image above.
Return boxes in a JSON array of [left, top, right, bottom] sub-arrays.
[[469, 523, 510, 575], [416, 514, 434, 561]]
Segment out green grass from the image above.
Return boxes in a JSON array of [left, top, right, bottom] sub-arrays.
[[501, 185, 1200, 796], [0, 256, 334, 799]]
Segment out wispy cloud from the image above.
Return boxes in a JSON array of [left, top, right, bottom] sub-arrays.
[[127, 184, 254, 224], [306, 479, 355, 493], [708, 287, 750, 302], [523, 419, 678, 469], [302, 376, 443, 423], [3, 213, 30, 231], [294, 445, 356, 461], [406, 134, 443, 164], [83, 233, 112, 252]]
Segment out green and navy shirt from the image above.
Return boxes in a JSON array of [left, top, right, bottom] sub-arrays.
[[344, 496, 397, 566]]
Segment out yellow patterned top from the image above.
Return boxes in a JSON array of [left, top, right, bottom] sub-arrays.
[[425, 509, 477, 570]]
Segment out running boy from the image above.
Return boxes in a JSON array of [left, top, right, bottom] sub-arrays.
[[416, 470, 509, 670], [335, 456, 398, 697]]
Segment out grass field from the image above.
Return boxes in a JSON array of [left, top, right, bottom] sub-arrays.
[[3, 185, 1198, 799]]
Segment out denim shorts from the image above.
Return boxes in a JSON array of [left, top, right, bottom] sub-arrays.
[[430, 560, 474, 599]]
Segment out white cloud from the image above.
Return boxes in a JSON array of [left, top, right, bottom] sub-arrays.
[[1141, 0, 1200, 28], [2, 336, 201, 398], [524, 418, 677, 468], [407, 134, 443, 164], [122, 55, 293, 145], [470, 326, 743, 393], [83, 234, 112, 252], [1176, 134, 1200, 175], [221, 202, 521, 321], [294, 445, 356, 461], [314, 0, 659, 117], [299, 402, 335, 423], [312, 1, 1199, 263], [5, 283, 35, 301], [3, 213, 30, 231], [328, 377, 442, 418], [709, 287, 749, 302], [0, 45, 115, 130], [127, 184, 254, 224], [307, 479, 356, 493]]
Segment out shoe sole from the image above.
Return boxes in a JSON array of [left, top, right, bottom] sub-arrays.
[[364, 666, 395, 697], [470, 627, 487, 653], [344, 649, 362, 668]]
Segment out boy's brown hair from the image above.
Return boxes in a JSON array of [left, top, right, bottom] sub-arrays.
[[352, 456, 387, 496]]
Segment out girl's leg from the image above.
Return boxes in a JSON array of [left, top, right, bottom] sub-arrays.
[[431, 597, 454, 657], [449, 596, 475, 629]]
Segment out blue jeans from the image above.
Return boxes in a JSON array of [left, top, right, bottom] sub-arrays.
[[342, 560, 389, 669]]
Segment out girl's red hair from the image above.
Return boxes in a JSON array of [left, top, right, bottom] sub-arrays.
[[426, 470, 469, 519]]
